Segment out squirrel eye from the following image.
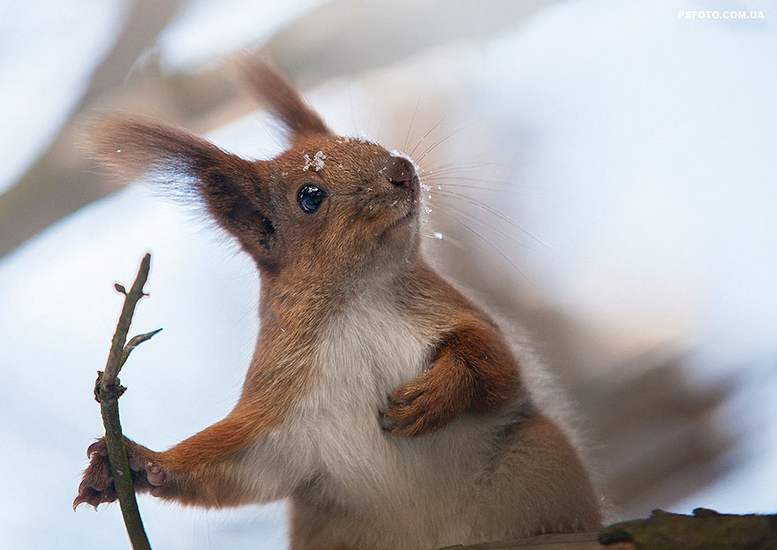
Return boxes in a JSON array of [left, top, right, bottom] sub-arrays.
[[297, 184, 327, 213]]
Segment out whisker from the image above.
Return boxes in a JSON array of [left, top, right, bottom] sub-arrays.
[[431, 200, 536, 251], [424, 175, 510, 184], [423, 179, 540, 197], [423, 176, 546, 200], [409, 110, 451, 156], [432, 189, 558, 253], [421, 167, 501, 179], [421, 163, 506, 176], [365, 98, 379, 137], [423, 175, 515, 187], [415, 122, 474, 164], [348, 85, 358, 135], [416, 229, 467, 250], [422, 160, 509, 172], [375, 113, 386, 144], [428, 183, 511, 194], [421, 168, 541, 184], [437, 208, 532, 283], [404, 97, 421, 152], [251, 109, 284, 150], [418, 230, 442, 240]]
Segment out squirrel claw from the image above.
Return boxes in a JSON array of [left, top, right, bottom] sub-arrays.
[[72, 492, 91, 511], [87, 439, 108, 459], [146, 463, 166, 486], [378, 408, 397, 431], [383, 370, 456, 437], [75, 436, 162, 511], [381, 391, 430, 437]]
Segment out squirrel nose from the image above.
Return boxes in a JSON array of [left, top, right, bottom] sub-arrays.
[[388, 157, 418, 188], [390, 174, 416, 187]]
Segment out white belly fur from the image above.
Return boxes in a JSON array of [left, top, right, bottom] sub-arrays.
[[286, 291, 505, 548]]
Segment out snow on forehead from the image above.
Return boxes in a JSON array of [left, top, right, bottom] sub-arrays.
[[299, 136, 398, 173], [302, 150, 326, 172]]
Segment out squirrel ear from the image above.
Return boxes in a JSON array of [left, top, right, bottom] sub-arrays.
[[235, 55, 331, 140], [89, 117, 256, 197], [90, 117, 278, 261]]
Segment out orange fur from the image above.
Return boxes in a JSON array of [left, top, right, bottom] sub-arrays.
[[75, 58, 601, 544], [384, 317, 519, 436]]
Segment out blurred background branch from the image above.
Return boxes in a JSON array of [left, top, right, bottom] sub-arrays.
[[0, 0, 554, 260], [0, 0, 185, 259]]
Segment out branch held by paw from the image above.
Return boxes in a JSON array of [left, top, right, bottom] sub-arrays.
[[75, 253, 160, 550]]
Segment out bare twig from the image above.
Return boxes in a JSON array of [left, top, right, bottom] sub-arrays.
[[96, 253, 160, 550]]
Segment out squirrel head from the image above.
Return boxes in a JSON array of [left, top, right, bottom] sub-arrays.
[[90, 59, 421, 282]]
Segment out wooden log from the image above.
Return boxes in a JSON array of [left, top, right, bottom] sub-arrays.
[[599, 508, 777, 550], [440, 510, 777, 550], [438, 532, 600, 549]]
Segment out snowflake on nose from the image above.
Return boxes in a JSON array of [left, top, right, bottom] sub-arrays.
[[303, 151, 326, 171]]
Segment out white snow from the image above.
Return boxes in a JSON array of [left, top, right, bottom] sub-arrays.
[[302, 150, 326, 171]]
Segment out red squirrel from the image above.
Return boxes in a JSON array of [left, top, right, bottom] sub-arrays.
[[75, 59, 601, 549]]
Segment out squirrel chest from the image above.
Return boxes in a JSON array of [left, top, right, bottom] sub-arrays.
[[297, 290, 433, 476]]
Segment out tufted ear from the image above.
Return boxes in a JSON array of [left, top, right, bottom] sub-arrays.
[[235, 55, 331, 141], [90, 117, 255, 191], [90, 117, 278, 261]]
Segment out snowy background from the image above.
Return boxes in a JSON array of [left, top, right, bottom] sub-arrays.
[[1, 0, 776, 548]]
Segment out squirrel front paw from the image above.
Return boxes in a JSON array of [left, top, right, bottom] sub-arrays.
[[73, 437, 166, 509], [381, 367, 462, 437]]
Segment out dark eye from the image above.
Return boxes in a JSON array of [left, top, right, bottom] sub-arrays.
[[297, 184, 327, 213]]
